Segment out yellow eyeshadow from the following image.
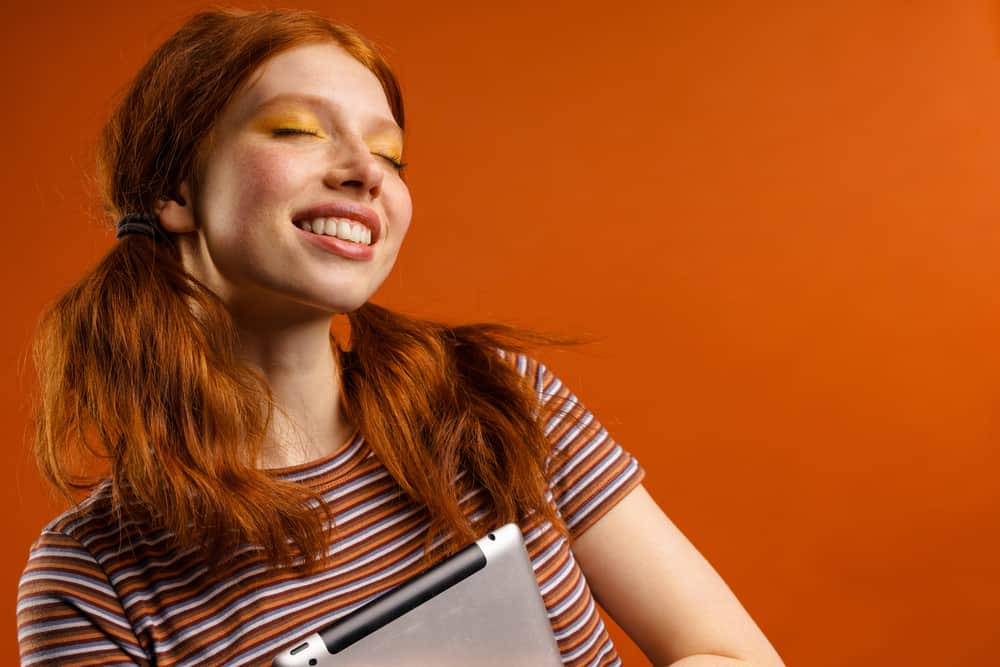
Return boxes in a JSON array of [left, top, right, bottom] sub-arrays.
[[250, 108, 403, 155], [367, 133, 403, 160], [370, 145, 403, 160], [253, 110, 325, 136]]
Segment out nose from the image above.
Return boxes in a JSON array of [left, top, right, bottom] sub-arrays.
[[323, 136, 384, 200]]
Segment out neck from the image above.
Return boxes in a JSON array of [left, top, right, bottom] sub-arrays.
[[231, 312, 353, 470]]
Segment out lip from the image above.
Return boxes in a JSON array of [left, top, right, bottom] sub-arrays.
[[292, 200, 382, 244], [297, 228, 375, 261]]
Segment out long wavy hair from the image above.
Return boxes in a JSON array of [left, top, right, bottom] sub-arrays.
[[31, 9, 571, 569]]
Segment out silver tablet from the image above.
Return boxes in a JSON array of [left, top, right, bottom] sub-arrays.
[[271, 523, 563, 666]]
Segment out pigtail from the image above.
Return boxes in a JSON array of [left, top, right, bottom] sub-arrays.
[[32, 234, 328, 567], [343, 303, 570, 553]]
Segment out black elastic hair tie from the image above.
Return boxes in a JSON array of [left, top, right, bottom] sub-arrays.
[[116, 213, 162, 240]]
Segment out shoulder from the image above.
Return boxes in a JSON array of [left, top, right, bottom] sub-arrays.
[[19, 481, 119, 610], [496, 350, 597, 439], [30, 480, 119, 549], [493, 349, 561, 402], [19, 481, 122, 601], [21, 479, 162, 580]]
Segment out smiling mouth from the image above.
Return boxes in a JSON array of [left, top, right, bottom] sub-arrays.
[[295, 217, 373, 245]]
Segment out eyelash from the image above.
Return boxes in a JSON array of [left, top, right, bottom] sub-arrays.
[[381, 156, 408, 172], [272, 128, 408, 172], [272, 127, 321, 137]]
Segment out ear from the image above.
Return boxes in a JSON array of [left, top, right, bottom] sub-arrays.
[[156, 182, 196, 233]]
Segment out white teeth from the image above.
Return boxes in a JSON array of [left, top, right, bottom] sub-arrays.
[[298, 217, 373, 245], [337, 219, 351, 241]]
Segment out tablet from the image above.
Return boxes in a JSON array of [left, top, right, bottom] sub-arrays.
[[271, 523, 564, 666]]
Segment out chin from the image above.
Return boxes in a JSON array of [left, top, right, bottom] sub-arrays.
[[288, 277, 384, 316], [311, 292, 374, 316]]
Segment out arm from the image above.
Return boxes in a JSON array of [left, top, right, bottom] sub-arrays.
[[571, 484, 785, 667]]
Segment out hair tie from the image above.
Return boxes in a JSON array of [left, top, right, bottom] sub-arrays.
[[116, 213, 163, 240]]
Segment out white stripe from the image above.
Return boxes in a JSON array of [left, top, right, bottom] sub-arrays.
[[560, 613, 607, 662], [17, 571, 119, 605], [545, 565, 586, 615], [530, 538, 564, 572], [25, 546, 100, 563], [17, 617, 91, 640], [279, 433, 365, 482], [553, 594, 597, 639], [566, 459, 640, 531], [16, 592, 134, 633], [557, 444, 620, 507], [20, 641, 141, 666], [548, 412, 597, 468], [586, 637, 618, 667]]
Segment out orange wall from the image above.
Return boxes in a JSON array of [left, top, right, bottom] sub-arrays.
[[4, 1, 999, 665]]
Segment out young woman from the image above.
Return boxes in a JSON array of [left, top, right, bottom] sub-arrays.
[[17, 9, 784, 667]]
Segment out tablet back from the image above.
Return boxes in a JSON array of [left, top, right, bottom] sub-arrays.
[[271, 523, 563, 666]]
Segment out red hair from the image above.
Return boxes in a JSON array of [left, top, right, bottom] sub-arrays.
[[32, 9, 571, 569]]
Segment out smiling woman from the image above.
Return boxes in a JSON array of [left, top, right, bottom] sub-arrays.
[[16, 8, 783, 667]]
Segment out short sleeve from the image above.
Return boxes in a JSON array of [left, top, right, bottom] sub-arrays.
[[506, 352, 646, 539], [17, 529, 148, 666]]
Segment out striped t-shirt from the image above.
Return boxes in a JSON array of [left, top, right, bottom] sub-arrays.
[[17, 353, 644, 666]]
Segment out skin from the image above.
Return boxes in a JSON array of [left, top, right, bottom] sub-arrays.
[[159, 41, 784, 666]]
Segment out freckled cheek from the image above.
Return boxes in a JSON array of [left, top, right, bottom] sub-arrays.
[[230, 150, 305, 201], [199, 148, 308, 245]]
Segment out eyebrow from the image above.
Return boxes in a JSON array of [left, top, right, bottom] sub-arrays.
[[254, 93, 403, 142]]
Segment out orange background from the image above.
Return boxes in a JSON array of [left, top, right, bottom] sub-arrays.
[[3, 1, 999, 665]]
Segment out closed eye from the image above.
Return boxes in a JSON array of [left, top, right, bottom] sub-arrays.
[[270, 130, 405, 171], [272, 127, 321, 137], [375, 153, 407, 172]]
